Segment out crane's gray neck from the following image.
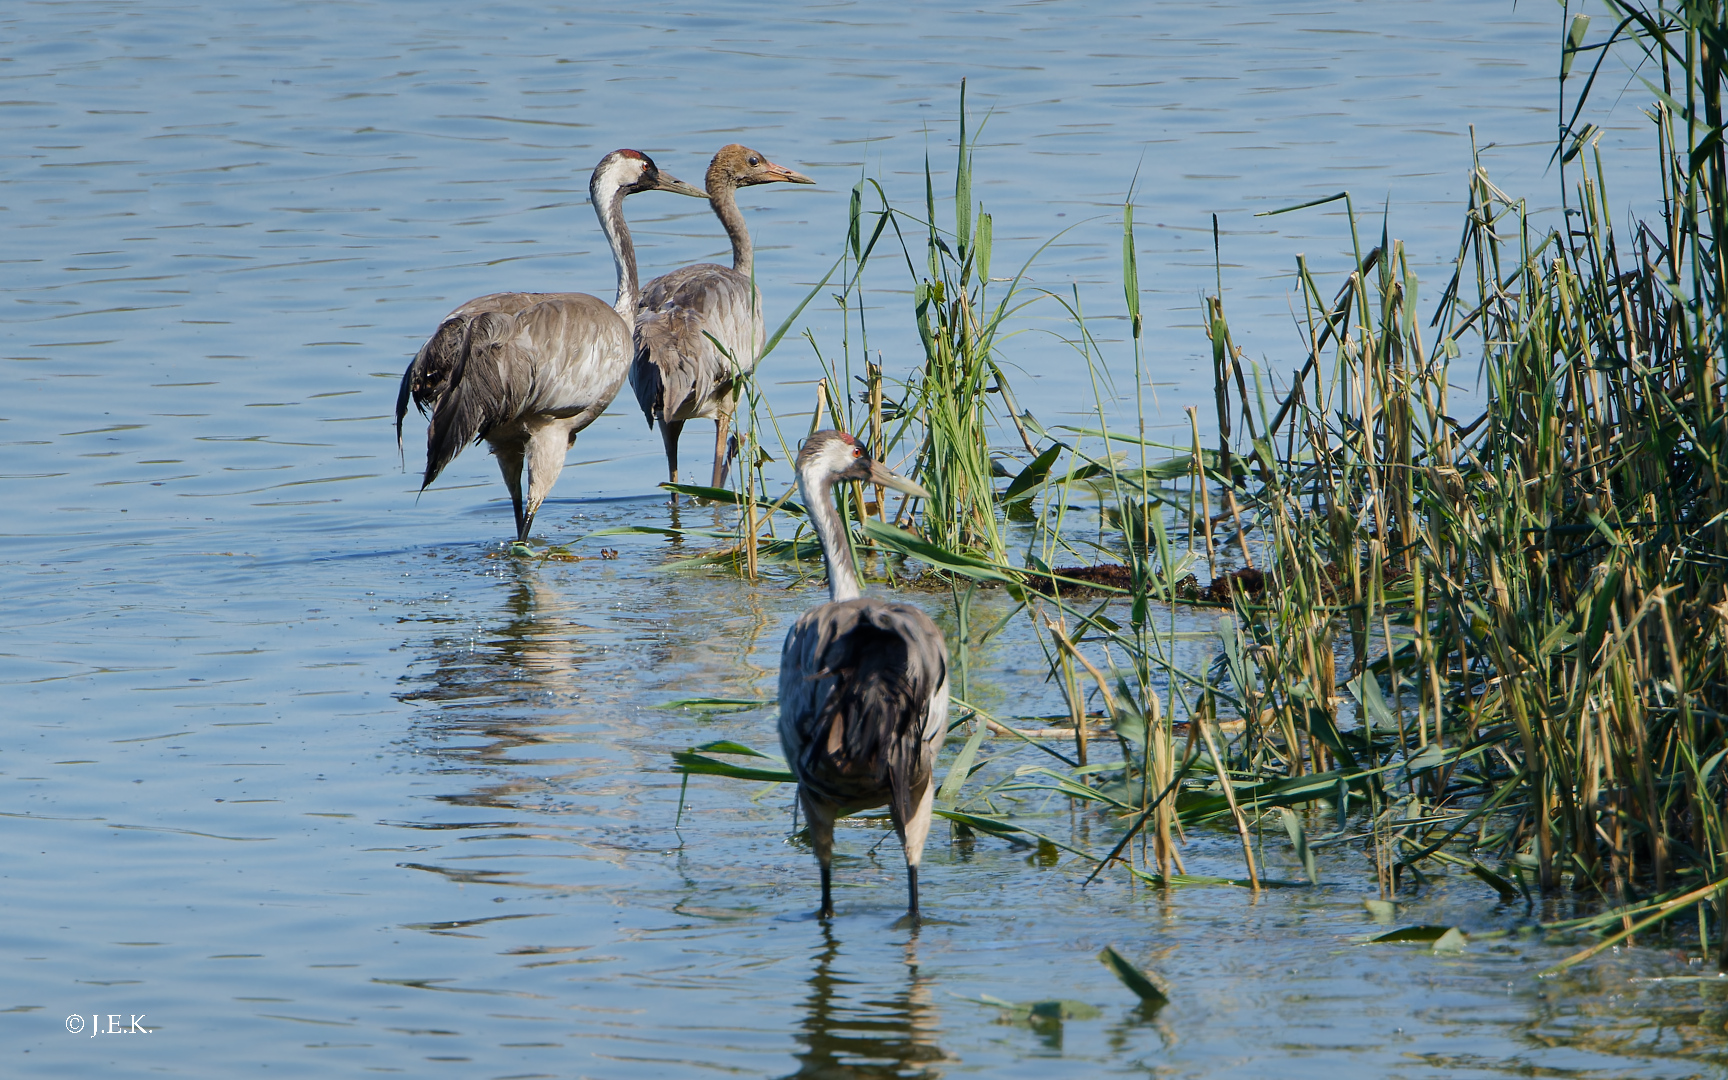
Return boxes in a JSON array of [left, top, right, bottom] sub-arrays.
[[797, 466, 860, 604], [594, 183, 639, 320], [711, 182, 753, 279]]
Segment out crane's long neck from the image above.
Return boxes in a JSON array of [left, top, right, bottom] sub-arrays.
[[595, 183, 640, 321], [709, 180, 753, 279], [797, 466, 860, 604]]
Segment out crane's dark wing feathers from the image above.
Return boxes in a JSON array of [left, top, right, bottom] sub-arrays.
[[397, 313, 466, 447], [422, 311, 518, 487], [779, 599, 948, 827], [398, 292, 545, 445]]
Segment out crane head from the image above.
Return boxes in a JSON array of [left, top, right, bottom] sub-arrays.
[[797, 430, 930, 498], [591, 149, 709, 203], [708, 144, 816, 191]]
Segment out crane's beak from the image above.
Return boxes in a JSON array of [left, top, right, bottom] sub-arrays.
[[655, 172, 710, 199], [761, 160, 816, 185], [868, 460, 930, 500]]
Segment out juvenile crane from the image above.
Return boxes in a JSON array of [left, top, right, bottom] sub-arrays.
[[631, 144, 814, 491], [396, 150, 706, 542], [778, 431, 949, 919]]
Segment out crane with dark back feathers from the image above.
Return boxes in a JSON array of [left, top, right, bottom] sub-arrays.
[[777, 431, 949, 920], [395, 149, 706, 542], [631, 144, 814, 493]]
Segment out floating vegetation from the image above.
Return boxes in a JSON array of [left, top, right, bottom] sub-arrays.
[[1368, 925, 1469, 954], [1096, 946, 1171, 1006], [657, 697, 774, 713]]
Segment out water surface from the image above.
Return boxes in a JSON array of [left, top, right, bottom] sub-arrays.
[[5, 2, 1723, 1077]]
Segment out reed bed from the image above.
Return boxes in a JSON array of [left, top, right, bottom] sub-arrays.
[[662, 7, 1728, 970]]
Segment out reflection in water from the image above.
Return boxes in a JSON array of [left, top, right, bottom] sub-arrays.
[[399, 566, 591, 714], [784, 928, 947, 1079], [397, 564, 609, 811]]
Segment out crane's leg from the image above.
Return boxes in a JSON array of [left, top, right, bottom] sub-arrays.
[[710, 412, 734, 490], [894, 781, 937, 919], [519, 423, 570, 543], [660, 419, 685, 497], [491, 440, 528, 542], [801, 790, 837, 919]]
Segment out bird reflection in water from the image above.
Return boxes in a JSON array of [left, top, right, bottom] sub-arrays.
[[398, 567, 606, 810], [782, 926, 947, 1080], [402, 570, 591, 711]]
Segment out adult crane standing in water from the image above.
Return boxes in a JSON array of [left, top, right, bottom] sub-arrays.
[[630, 144, 814, 493], [395, 150, 706, 543], [777, 430, 949, 920]]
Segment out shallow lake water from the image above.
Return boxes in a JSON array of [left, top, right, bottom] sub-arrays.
[[5, 1, 1727, 1077]]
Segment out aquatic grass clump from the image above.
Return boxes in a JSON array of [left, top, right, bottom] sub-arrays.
[[828, 79, 1043, 566], [1138, 0, 1728, 961], [665, 7, 1728, 970]]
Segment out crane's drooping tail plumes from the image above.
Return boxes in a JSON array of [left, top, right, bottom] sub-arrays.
[[632, 300, 725, 435], [420, 310, 515, 489], [791, 602, 947, 850], [395, 309, 465, 454]]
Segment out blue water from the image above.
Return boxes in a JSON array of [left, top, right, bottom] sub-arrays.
[[6, 2, 1723, 1077]]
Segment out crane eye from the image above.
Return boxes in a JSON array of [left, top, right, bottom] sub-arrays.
[[748, 156, 760, 167]]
